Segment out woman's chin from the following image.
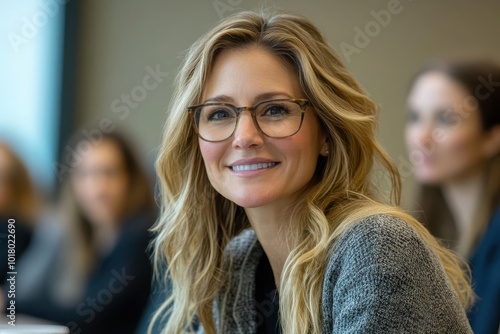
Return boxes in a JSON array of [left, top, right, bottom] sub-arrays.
[[225, 192, 276, 209], [415, 172, 444, 186]]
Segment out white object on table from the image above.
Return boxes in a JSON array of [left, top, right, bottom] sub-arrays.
[[0, 325, 69, 333]]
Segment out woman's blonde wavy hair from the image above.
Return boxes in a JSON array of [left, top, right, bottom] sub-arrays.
[[151, 10, 474, 334]]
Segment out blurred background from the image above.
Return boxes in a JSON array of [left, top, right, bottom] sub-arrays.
[[1, 0, 500, 333]]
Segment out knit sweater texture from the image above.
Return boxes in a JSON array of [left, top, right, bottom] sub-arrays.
[[197, 214, 472, 333]]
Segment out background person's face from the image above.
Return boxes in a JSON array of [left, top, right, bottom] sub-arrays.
[[405, 71, 489, 184], [198, 47, 325, 208], [71, 139, 129, 225], [0, 148, 13, 213]]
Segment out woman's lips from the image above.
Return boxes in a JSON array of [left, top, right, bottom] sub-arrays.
[[230, 162, 278, 171], [227, 158, 280, 176]]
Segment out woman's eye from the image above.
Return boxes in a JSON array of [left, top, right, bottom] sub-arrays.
[[263, 105, 289, 117], [437, 112, 458, 125], [207, 109, 232, 121], [407, 110, 419, 123]]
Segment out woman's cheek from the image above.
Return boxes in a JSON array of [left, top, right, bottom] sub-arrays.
[[198, 141, 229, 183], [440, 128, 484, 175]]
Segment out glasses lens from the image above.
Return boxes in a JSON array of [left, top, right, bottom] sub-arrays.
[[195, 105, 237, 141], [255, 100, 304, 138]]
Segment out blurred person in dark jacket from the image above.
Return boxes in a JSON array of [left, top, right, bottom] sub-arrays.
[[16, 131, 156, 334], [405, 59, 500, 334]]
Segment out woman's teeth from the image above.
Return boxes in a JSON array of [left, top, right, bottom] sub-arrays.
[[231, 162, 277, 171]]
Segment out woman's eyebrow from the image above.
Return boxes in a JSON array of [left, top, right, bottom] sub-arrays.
[[203, 91, 294, 104], [253, 91, 294, 102], [203, 94, 234, 104]]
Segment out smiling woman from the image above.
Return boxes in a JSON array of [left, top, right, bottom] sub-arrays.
[[195, 47, 326, 210], [152, 10, 474, 334]]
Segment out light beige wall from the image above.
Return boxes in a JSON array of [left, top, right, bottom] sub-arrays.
[[75, 0, 500, 207]]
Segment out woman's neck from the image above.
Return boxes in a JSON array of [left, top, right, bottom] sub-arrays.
[[93, 219, 120, 255], [245, 202, 292, 291], [442, 169, 485, 236]]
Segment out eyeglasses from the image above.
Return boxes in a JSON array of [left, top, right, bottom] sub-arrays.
[[187, 98, 310, 142]]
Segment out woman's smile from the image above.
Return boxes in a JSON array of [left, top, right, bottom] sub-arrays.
[[227, 158, 280, 176]]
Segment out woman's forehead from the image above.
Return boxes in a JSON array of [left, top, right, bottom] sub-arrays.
[[202, 47, 302, 103]]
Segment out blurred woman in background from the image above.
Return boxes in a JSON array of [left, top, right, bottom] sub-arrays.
[[0, 142, 37, 283], [406, 60, 500, 334], [16, 131, 156, 333]]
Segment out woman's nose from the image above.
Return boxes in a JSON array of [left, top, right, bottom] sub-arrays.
[[231, 111, 264, 149], [414, 122, 436, 151]]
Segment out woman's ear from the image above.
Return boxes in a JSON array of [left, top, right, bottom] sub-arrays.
[[319, 136, 330, 157], [482, 124, 500, 158]]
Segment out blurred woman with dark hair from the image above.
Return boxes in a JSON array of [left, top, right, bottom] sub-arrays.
[[0, 142, 37, 283], [406, 60, 500, 334], [16, 131, 156, 333]]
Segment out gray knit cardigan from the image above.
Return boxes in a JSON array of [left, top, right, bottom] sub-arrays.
[[197, 214, 472, 333]]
